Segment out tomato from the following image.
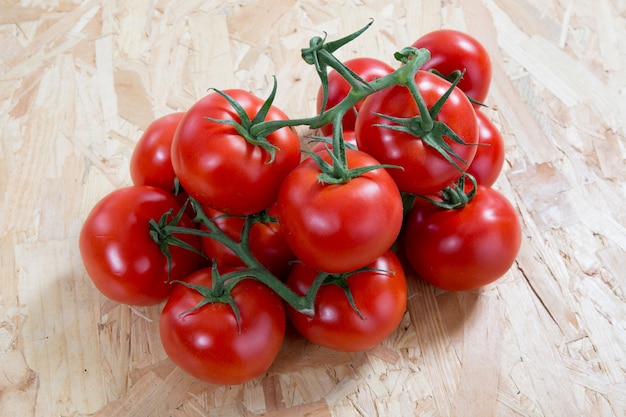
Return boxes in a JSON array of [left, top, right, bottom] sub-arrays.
[[171, 90, 301, 216], [159, 267, 286, 385], [465, 110, 505, 186], [355, 70, 479, 195], [317, 57, 394, 136], [411, 29, 492, 106], [200, 203, 295, 279], [403, 186, 522, 291], [277, 149, 403, 273], [285, 250, 407, 352], [79, 186, 204, 306], [130, 112, 184, 192]]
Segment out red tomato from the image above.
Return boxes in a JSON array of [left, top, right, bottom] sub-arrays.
[[465, 110, 505, 186], [277, 149, 403, 273], [200, 204, 295, 279], [285, 250, 407, 352], [355, 70, 479, 195], [403, 186, 522, 291], [79, 186, 204, 306], [412, 29, 492, 106], [171, 90, 301, 215], [130, 112, 184, 192], [317, 57, 394, 135], [160, 267, 286, 385]]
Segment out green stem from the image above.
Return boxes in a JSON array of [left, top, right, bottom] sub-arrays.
[[406, 79, 434, 132], [331, 112, 348, 178], [166, 199, 322, 315], [248, 47, 430, 137], [249, 46, 430, 185]]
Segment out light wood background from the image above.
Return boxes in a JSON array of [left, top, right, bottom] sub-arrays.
[[1, 0, 625, 416]]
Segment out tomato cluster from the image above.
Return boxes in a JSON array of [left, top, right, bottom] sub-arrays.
[[79, 26, 521, 385]]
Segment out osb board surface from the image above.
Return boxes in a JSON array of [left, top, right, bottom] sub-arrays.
[[1, 0, 625, 416]]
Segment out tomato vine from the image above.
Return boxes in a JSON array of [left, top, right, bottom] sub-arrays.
[[80, 20, 520, 384], [149, 20, 482, 315]]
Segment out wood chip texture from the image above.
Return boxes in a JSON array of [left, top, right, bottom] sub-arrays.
[[1, 1, 625, 416]]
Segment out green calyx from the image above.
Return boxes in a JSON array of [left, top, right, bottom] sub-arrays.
[[321, 266, 395, 320], [205, 77, 282, 163], [302, 19, 376, 123], [428, 68, 487, 107], [304, 118, 401, 185], [172, 263, 254, 333], [148, 202, 207, 281], [322, 272, 366, 320], [373, 69, 473, 173], [418, 173, 479, 210], [305, 146, 401, 185]]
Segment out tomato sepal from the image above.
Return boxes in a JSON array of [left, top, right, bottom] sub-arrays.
[[413, 172, 479, 210], [148, 201, 208, 282], [428, 68, 488, 108], [302, 19, 375, 114], [170, 263, 257, 333], [303, 146, 401, 185], [320, 265, 397, 321], [203, 80, 282, 163], [371, 69, 475, 173]]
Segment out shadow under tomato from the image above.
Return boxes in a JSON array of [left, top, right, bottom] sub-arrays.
[[398, 248, 482, 348], [267, 321, 356, 375]]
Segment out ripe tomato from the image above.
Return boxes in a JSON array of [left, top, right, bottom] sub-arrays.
[[465, 110, 505, 187], [316, 57, 394, 135], [285, 250, 407, 352], [277, 149, 403, 273], [171, 90, 301, 216], [130, 112, 184, 192], [403, 186, 522, 291], [411, 29, 492, 106], [79, 186, 204, 306], [159, 267, 286, 385], [355, 70, 479, 195], [200, 203, 295, 280]]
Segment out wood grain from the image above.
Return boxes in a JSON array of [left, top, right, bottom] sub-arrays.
[[1, 1, 625, 416]]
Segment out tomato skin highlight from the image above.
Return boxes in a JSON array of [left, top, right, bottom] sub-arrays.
[[79, 186, 204, 306], [277, 149, 403, 273], [403, 186, 522, 291], [466, 110, 505, 187], [412, 29, 492, 106], [316, 57, 394, 135], [159, 267, 286, 385], [355, 70, 479, 195], [171, 90, 301, 216], [285, 250, 407, 352], [130, 112, 184, 192]]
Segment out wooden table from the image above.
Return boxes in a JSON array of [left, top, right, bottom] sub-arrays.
[[2, 1, 625, 416]]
